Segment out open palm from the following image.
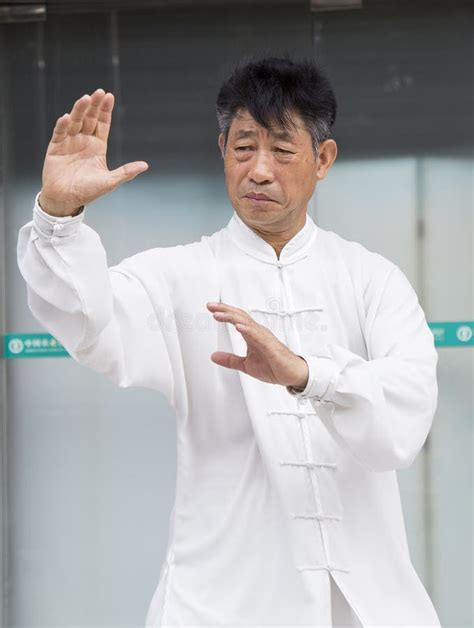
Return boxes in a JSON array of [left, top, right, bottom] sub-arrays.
[[40, 89, 148, 217], [207, 301, 309, 388]]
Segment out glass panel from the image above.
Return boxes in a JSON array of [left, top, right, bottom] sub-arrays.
[[2, 4, 313, 625], [310, 2, 473, 626]]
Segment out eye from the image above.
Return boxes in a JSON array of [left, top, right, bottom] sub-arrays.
[[235, 146, 252, 152], [274, 147, 292, 154]]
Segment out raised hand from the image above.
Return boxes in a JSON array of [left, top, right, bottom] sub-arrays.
[[39, 88, 149, 217], [206, 301, 309, 389]]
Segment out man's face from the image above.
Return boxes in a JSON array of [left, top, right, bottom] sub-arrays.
[[218, 108, 337, 231]]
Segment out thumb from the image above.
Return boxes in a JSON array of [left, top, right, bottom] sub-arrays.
[[108, 160, 149, 186], [210, 351, 246, 372]]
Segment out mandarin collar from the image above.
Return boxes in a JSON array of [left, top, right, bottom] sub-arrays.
[[226, 209, 318, 266]]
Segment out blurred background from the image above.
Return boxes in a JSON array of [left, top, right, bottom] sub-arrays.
[[0, 0, 472, 626]]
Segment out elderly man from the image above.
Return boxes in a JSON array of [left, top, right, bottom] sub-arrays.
[[17, 57, 440, 627]]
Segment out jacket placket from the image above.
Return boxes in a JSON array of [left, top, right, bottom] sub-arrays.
[[258, 257, 350, 577]]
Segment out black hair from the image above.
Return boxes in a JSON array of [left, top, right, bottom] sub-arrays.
[[216, 54, 337, 155]]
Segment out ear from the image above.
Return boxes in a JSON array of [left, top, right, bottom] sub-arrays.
[[316, 139, 338, 181], [218, 133, 226, 159]]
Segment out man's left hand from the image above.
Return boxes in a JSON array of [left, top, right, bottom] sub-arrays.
[[206, 301, 308, 389]]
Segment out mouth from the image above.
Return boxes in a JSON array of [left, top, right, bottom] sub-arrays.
[[245, 193, 274, 202]]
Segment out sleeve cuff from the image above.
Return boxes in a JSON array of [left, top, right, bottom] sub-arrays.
[[286, 353, 338, 401], [33, 191, 86, 239]]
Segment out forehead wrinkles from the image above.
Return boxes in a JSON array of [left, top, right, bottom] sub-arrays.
[[234, 128, 296, 142], [230, 108, 303, 142]]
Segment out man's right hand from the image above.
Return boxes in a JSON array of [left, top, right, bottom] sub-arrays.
[[38, 88, 149, 217]]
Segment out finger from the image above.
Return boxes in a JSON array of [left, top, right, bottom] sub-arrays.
[[96, 92, 115, 142], [50, 113, 71, 144], [210, 351, 246, 372], [68, 94, 92, 136], [208, 302, 255, 325], [212, 311, 250, 327], [207, 302, 249, 317], [235, 323, 270, 350], [207, 301, 226, 309], [108, 160, 149, 187], [82, 88, 106, 135]]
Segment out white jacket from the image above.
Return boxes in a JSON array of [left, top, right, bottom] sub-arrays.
[[17, 192, 441, 627]]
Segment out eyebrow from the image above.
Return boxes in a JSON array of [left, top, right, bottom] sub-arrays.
[[234, 128, 295, 142]]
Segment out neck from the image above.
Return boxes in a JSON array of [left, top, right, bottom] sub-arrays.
[[244, 212, 308, 260]]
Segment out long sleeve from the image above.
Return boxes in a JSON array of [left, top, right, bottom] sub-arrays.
[[288, 263, 438, 473], [16, 192, 175, 406]]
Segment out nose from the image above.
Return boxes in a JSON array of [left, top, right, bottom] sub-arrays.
[[248, 149, 275, 185]]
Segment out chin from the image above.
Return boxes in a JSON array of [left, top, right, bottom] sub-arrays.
[[235, 203, 281, 224]]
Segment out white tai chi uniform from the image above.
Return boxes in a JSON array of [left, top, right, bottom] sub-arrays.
[[17, 192, 441, 627]]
